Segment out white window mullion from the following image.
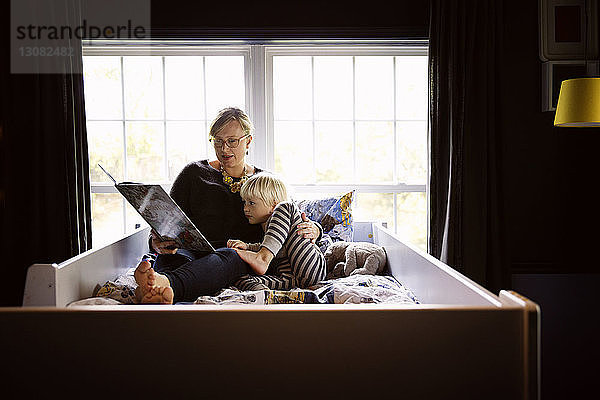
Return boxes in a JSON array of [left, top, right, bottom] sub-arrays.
[[352, 56, 357, 185], [202, 56, 209, 159], [291, 184, 425, 194], [393, 56, 398, 184], [243, 50, 252, 162], [162, 56, 168, 180], [120, 55, 127, 234], [264, 48, 275, 170], [311, 55, 316, 184], [249, 45, 268, 168], [120, 56, 127, 180], [393, 56, 398, 233]]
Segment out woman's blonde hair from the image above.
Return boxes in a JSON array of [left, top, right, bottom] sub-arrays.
[[240, 172, 289, 207], [208, 107, 254, 138]]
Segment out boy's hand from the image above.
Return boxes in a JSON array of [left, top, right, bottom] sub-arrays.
[[227, 239, 248, 250], [296, 212, 319, 244]]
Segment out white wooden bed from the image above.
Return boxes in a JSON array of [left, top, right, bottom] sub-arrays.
[[0, 222, 540, 399]]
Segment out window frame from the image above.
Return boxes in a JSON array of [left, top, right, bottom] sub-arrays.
[[262, 44, 428, 242], [82, 40, 429, 247], [83, 42, 252, 193]]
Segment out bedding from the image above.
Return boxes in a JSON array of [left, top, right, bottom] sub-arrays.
[[194, 274, 419, 305], [68, 265, 419, 306], [295, 191, 354, 252]]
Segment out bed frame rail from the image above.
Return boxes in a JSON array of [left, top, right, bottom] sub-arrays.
[[23, 226, 151, 307], [372, 223, 503, 306]]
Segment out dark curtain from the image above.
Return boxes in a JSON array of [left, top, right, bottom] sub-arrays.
[[0, 1, 91, 306], [428, 0, 509, 293]]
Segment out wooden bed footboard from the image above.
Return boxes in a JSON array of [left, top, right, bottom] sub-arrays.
[[0, 303, 538, 399]]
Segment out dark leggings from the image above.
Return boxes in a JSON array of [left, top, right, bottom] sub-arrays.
[[153, 248, 249, 303]]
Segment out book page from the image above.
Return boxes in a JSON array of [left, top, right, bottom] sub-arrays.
[[116, 184, 214, 252]]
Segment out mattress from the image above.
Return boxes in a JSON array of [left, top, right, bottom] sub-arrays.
[[67, 265, 419, 306]]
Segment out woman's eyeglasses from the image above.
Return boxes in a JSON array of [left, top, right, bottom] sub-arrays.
[[210, 134, 250, 149]]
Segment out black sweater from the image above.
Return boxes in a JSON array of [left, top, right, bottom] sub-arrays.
[[169, 160, 264, 250]]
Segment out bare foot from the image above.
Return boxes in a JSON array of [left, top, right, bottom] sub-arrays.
[[235, 247, 273, 275], [134, 260, 171, 302], [134, 260, 155, 296], [141, 286, 174, 304]]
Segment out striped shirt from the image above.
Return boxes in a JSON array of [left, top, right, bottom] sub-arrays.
[[235, 201, 326, 291]]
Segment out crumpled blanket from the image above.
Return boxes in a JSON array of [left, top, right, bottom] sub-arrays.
[[195, 274, 419, 305], [69, 269, 418, 306], [90, 267, 138, 304]]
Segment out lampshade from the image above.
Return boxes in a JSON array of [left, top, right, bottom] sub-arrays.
[[554, 78, 600, 127]]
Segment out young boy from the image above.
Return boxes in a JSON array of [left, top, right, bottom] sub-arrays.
[[227, 172, 326, 291]]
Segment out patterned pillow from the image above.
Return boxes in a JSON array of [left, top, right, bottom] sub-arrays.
[[295, 191, 354, 251]]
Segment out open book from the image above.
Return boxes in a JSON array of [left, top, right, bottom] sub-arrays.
[[98, 164, 215, 253]]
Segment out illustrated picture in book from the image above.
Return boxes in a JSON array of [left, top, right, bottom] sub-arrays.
[[98, 164, 214, 253]]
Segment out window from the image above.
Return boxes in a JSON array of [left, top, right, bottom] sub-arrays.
[[83, 45, 248, 246], [266, 47, 428, 250], [82, 42, 428, 251]]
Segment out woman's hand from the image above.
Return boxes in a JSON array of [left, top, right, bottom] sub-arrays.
[[150, 230, 178, 255], [227, 239, 248, 250], [296, 212, 319, 244]]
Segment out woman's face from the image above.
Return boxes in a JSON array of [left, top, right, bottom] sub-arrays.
[[212, 120, 252, 172]]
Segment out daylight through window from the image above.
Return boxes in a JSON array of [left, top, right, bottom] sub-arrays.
[[82, 42, 428, 250]]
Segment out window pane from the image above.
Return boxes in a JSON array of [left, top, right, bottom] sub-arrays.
[[126, 122, 165, 182], [274, 121, 313, 183], [273, 56, 312, 120], [165, 56, 205, 120], [397, 121, 427, 184], [396, 192, 427, 251], [167, 121, 206, 180], [83, 56, 122, 119], [91, 194, 123, 248], [205, 56, 245, 120], [396, 55, 428, 120], [355, 56, 394, 120], [314, 56, 353, 120], [123, 56, 164, 119], [353, 193, 394, 230], [125, 201, 148, 234], [87, 121, 124, 183], [315, 121, 353, 183], [356, 121, 394, 183]]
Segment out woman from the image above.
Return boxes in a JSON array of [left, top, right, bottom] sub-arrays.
[[134, 107, 321, 304]]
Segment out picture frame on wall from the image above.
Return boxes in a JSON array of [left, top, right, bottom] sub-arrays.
[[541, 60, 600, 111], [539, 0, 598, 61]]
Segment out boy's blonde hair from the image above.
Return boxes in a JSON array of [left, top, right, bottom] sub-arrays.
[[208, 107, 254, 138], [240, 172, 289, 207]]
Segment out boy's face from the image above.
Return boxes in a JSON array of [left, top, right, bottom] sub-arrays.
[[243, 196, 274, 225]]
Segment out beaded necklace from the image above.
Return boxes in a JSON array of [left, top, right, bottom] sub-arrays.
[[220, 165, 249, 193]]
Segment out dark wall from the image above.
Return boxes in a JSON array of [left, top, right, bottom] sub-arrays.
[[502, 1, 600, 273], [500, 1, 599, 398], [149, 0, 429, 38]]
